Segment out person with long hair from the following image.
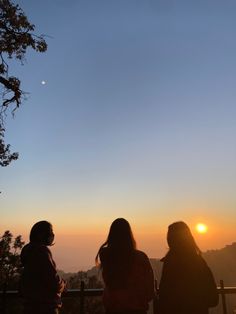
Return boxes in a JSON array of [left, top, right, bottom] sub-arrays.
[[158, 221, 218, 314], [20, 221, 65, 314], [96, 218, 154, 314]]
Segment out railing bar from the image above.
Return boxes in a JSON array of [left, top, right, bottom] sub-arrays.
[[1, 287, 236, 297]]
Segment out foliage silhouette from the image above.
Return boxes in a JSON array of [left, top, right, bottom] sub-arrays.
[[0, 0, 47, 167], [0, 230, 24, 289]]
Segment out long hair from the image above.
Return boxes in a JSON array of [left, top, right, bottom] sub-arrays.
[[166, 221, 201, 256], [30, 221, 54, 246], [96, 218, 136, 288]]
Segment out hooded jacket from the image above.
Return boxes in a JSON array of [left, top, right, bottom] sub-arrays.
[[158, 251, 218, 314], [20, 243, 64, 309]]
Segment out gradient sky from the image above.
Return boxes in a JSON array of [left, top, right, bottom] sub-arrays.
[[1, 0, 236, 271]]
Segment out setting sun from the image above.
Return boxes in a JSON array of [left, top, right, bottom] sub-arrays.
[[196, 223, 208, 234]]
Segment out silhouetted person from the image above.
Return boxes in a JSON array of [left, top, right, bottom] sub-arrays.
[[20, 221, 65, 314], [96, 218, 154, 314], [158, 221, 219, 314]]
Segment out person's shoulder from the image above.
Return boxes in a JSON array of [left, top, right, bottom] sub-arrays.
[[20, 243, 31, 263], [21, 243, 51, 263], [21, 243, 30, 254], [32, 244, 52, 259], [21, 242, 42, 257], [99, 247, 109, 260], [100, 246, 108, 254], [134, 249, 149, 261]]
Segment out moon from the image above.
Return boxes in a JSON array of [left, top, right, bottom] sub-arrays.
[[196, 223, 208, 234], [41, 80, 46, 85]]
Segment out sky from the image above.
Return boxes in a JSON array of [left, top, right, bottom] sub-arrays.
[[1, 0, 236, 271]]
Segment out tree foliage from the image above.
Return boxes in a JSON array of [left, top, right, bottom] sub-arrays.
[[0, 0, 47, 167], [0, 230, 24, 289]]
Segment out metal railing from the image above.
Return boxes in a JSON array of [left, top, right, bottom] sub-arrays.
[[1, 280, 236, 314]]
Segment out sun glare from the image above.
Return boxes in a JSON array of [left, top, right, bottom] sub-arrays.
[[196, 223, 208, 234]]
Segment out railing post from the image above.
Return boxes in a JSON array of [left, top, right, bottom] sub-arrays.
[[80, 280, 85, 314], [220, 279, 227, 314]]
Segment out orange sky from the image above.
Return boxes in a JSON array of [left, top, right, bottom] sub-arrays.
[[2, 216, 234, 272]]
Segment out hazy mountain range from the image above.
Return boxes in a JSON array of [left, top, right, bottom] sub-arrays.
[[59, 242, 236, 286], [58, 243, 236, 314]]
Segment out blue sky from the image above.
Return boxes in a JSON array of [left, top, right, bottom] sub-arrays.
[[1, 0, 236, 270]]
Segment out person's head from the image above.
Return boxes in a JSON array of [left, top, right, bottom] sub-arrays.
[[95, 218, 136, 265], [106, 218, 136, 251], [167, 221, 201, 255], [30, 221, 54, 246]]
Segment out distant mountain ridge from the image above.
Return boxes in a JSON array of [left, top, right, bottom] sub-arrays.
[[58, 243, 236, 314], [203, 242, 236, 286], [60, 242, 236, 286], [149, 242, 236, 286]]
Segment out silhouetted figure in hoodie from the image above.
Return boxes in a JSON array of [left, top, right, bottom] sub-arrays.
[[20, 221, 65, 314], [158, 221, 219, 314]]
